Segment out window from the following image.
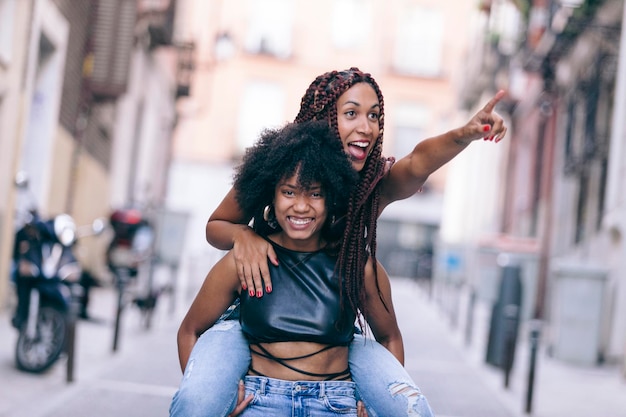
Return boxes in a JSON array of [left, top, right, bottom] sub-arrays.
[[0, 0, 16, 66], [244, 0, 293, 59], [393, 6, 444, 77], [563, 59, 613, 244], [331, 0, 372, 49], [237, 81, 286, 153], [594, 64, 614, 231], [392, 102, 430, 158]]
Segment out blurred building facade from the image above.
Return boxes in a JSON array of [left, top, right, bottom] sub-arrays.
[[4, 0, 623, 375], [452, 0, 626, 368], [0, 0, 183, 307]]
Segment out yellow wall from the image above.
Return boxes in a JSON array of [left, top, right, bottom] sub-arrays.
[[70, 146, 112, 282], [47, 127, 74, 216], [51, 128, 112, 281]]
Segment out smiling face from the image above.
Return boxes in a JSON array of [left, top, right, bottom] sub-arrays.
[[272, 172, 328, 252], [336, 82, 381, 172]]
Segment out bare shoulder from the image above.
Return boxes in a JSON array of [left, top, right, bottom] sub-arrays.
[[206, 250, 240, 288]]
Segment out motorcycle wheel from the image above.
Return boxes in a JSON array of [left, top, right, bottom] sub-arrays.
[[15, 306, 67, 373]]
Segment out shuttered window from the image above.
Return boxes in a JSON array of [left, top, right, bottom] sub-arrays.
[[53, 0, 93, 133], [89, 0, 137, 100]]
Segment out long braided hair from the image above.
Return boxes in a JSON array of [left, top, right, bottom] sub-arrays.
[[294, 68, 389, 330]]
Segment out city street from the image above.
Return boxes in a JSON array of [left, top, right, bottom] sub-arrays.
[[3, 2, 626, 415], [1, 275, 625, 417]]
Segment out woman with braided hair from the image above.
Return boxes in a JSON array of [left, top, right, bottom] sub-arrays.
[[170, 68, 506, 416]]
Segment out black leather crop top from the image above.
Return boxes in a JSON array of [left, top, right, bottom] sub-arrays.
[[239, 240, 356, 346]]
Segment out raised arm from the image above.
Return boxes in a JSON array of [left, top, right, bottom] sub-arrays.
[[177, 252, 241, 372], [363, 258, 404, 364], [206, 188, 278, 296], [378, 90, 507, 212]]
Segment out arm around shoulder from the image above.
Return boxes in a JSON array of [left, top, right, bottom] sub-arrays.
[[206, 188, 249, 249], [206, 188, 278, 295]]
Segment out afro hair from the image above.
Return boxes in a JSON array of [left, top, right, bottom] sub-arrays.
[[233, 120, 358, 240]]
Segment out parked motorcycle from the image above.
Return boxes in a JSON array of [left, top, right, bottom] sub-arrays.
[[10, 172, 104, 373]]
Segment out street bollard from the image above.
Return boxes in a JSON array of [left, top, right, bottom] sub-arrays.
[[465, 288, 476, 346], [525, 319, 542, 414], [65, 317, 76, 383], [112, 270, 129, 353], [65, 286, 82, 383]]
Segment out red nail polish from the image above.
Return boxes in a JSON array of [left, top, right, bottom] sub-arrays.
[[242, 283, 247, 290], [249, 289, 254, 297], [256, 290, 263, 298], [483, 125, 491, 132], [266, 286, 272, 293]]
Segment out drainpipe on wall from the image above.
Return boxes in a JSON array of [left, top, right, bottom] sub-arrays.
[[525, 89, 556, 414], [603, 0, 626, 377]]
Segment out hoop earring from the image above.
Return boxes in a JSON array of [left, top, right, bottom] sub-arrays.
[[263, 205, 277, 229], [263, 205, 272, 222]]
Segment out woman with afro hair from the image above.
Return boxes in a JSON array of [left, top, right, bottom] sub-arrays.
[[171, 68, 506, 416], [175, 120, 399, 416]]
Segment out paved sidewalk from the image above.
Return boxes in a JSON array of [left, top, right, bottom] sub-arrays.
[[0, 286, 183, 417], [398, 278, 626, 417], [0, 276, 624, 416], [393, 279, 516, 417]]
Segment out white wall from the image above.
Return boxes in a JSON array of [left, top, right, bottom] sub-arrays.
[[111, 47, 177, 209], [165, 160, 234, 303], [18, 0, 68, 215]]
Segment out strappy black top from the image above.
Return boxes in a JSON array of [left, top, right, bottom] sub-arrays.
[[239, 240, 355, 346]]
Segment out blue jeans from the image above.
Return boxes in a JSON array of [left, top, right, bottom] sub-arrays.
[[241, 376, 357, 416], [169, 320, 434, 417]]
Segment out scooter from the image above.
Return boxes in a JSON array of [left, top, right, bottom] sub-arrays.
[[10, 172, 104, 373], [107, 208, 156, 352]]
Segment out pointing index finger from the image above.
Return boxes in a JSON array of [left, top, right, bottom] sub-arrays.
[[482, 90, 506, 113]]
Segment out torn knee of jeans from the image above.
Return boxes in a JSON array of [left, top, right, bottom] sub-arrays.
[[389, 382, 431, 416], [389, 382, 422, 399]]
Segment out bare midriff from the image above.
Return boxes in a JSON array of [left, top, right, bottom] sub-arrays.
[[248, 341, 350, 381]]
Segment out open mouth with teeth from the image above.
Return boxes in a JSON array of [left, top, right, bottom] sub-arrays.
[[347, 141, 369, 161], [287, 217, 314, 229]]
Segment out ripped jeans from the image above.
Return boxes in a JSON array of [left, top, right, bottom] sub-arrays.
[[169, 315, 434, 417]]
